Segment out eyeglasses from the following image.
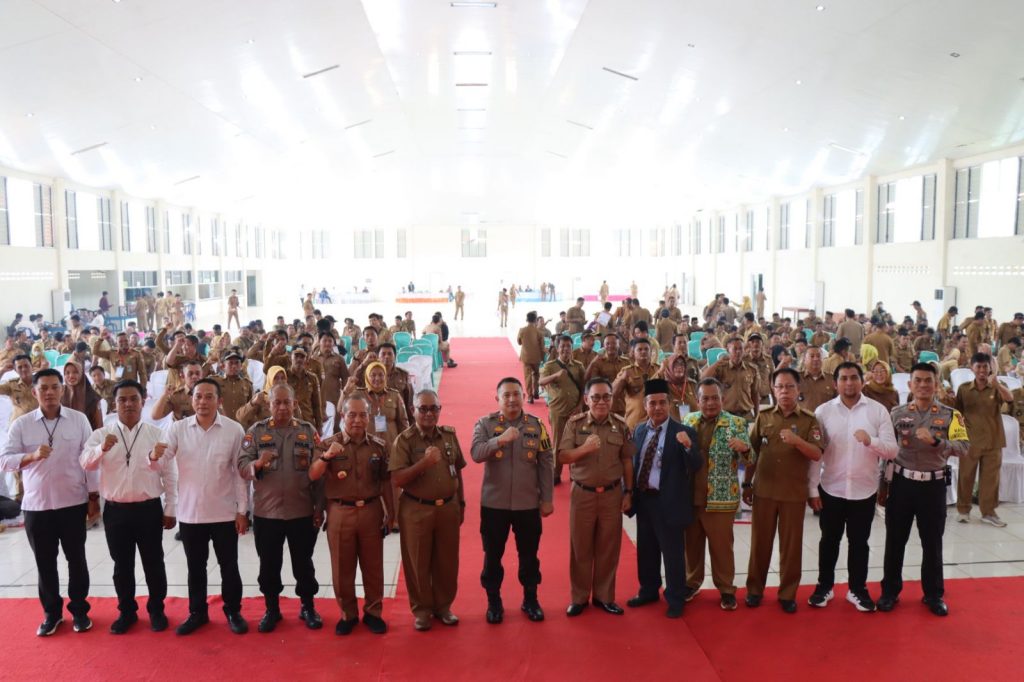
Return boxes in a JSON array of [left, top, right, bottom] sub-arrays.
[[416, 405, 441, 413], [588, 394, 613, 402]]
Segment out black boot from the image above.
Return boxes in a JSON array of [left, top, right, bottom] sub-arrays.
[[299, 600, 323, 630], [486, 591, 504, 624], [521, 587, 544, 622], [258, 596, 282, 633]]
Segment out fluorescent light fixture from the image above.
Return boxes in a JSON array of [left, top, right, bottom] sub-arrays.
[[457, 108, 487, 112], [343, 119, 372, 130], [173, 175, 201, 186], [602, 66, 639, 81], [828, 142, 866, 156], [455, 83, 488, 87], [25, 112, 34, 118], [372, 150, 395, 158], [70, 141, 109, 156], [459, 126, 486, 130], [450, 2, 497, 7], [546, 150, 568, 159], [898, 115, 905, 121], [816, 4, 825, 10], [453, 51, 492, 56], [302, 64, 340, 79], [134, 76, 143, 82], [795, 79, 803, 85], [566, 119, 594, 130], [949, 52, 960, 58]]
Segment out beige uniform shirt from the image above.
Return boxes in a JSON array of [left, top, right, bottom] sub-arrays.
[[559, 412, 635, 487], [390, 424, 466, 501]]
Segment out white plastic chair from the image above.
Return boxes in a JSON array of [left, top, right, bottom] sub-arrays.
[[322, 401, 336, 439], [950, 368, 975, 394], [148, 370, 168, 402], [999, 375, 1022, 391], [0, 370, 17, 383], [891, 373, 911, 405], [999, 415, 1024, 503], [99, 398, 108, 416], [247, 359, 266, 393]]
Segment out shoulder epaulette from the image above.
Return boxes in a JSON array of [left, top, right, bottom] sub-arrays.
[[254, 417, 271, 427], [441, 425, 457, 434], [610, 413, 628, 424], [368, 434, 386, 447], [568, 412, 588, 423], [797, 407, 816, 418], [399, 427, 415, 440], [488, 410, 501, 419]]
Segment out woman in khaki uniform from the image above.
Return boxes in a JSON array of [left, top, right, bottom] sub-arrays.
[[342, 362, 408, 532]]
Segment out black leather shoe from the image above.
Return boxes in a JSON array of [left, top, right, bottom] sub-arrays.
[[150, 611, 168, 632], [72, 615, 93, 633], [681, 586, 699, 603], [486, 598, 504, 624], [627, 594, 659, 608], [175, 613, 209, 636], [521, 600, 545, 622], [226, 611, 248, 635], [334, 618, 358, 635], [36, 615, 63, 637], [566, 603, 587, 617], [299, 605, 323, 630], [779, 599, 797, 614], [363, 613, 387, 634], [922, 597, 948, 617], [110, 612, 138, 635], [258, 610, 282, 633], [593, 600, 624, 615], [876, 595, 899, 612], [666, 605, 684, 619], [745, 594, 763, 608]]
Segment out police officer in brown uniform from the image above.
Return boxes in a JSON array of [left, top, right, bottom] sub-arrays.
[[559, 377, 636, 616], [541, 335, 585, 484], [613, 338, 662, 429], [94, 333, 149, 390], [585, 334, 631, 416], [799, 346, 837, 412], [313, 332, 349, 413], [310, 394, 394, 635], [213, 352, 253, 425], [470, 378, 554, 624], [701, 337, 760, 421], [390, 389, 466, 631], [238, 384, 323, 633], [152, 360, 203, 421], [517, 311, 545, 403], [742, 367, 823, 613]]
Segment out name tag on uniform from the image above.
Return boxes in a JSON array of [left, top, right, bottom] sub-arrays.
[[115, 367, 125, 379], [678, 404, 690, 417], [374, 415, 387, 432], [449, 464, 457, 478]]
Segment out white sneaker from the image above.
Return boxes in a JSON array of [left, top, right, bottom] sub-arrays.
[[846, 590, 876, 612], [980, 515, 1007, 528], [957, 513, 970, 523]]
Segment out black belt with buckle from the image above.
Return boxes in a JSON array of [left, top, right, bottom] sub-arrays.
[[403, 492, 455, 507], [573, 480, 621, 493], [333, 496, 379, 508], [104, 497, 160, 508]]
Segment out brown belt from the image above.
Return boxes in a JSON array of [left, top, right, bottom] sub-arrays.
[[332, 496, 378, 508], [403, 491, 455, 507], [573, 480, 621, 493]]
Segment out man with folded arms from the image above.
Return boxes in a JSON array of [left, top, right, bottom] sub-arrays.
[[81, 379, 177, 633], [161, 378, 250, 635], [807, 363, 897, 612]]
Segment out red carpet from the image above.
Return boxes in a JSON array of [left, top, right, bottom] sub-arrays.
[[3, 338, 1023, 681]]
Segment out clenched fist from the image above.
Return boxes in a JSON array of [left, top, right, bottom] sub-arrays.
[[424, 446, 443, 465], [102, 433, 119, 452], [854, 429, 871, 446], [34, 444, 52, 462], [324, 442, 343, 459], [915, 427, 937, 444], [583, 434, 602, 452], [497, 427, 520, 445], [779, 429, 798, 445], [676, 431, 692, 449], [149, 442, 168, 462]]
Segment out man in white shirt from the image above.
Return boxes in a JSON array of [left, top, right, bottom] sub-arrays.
[[161, 378, 249, 636], [808, 362, 898, 612], [81, 379, 177, 634], [0, 368, 98, 636]]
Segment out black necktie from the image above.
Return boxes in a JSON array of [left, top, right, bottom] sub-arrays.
[[637, 426, 662, 491]]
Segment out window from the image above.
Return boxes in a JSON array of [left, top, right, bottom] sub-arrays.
[[975, 157, 1020, 238], [559, 228, 589, 257], [892, 176, 923, 243], [396, 228, 407, 258], [854, 188, 864, 245], [953, 166, 980, 239], [309, 230, 328, 259], [182, 213, 193, 255], [197, 270, 221, 300], [804, 198, 813, 248], [692, 218, 703, 254], [122, 270, 158, 303], [97, 196, 112, 250], [276, 230, 287, 259], [35, 183, 54, 247], [462, 228, 487, 257], [921, 174, 937, 240], [354, 229, 374, 258], [224, 270, 243, 297], [253, 225, 264, 258], [66, 190, 79, 249], [146, 207, 157, 253], [210, 217, 221, 256], [716, 216, 726, 253], [195, 217, 204, 256], [165, 270, 192, 285], [779, 203, 790, 249], [163, 210, 172, 255], [876, 182, 895, 243], [615, 228, 631, 257], [822, 194, 836, 247], [742, 211, 753, 252], [648, 227, 666, 257], [120, 201, 131, 252], [0, 176, 8, 245], [540, 228, 551, 257], [674, 223, 683, 256]]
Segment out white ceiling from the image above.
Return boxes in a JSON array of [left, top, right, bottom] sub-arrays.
[[1, 0, 1023, 228]]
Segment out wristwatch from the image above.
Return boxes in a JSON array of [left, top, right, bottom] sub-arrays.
[[622, 488, 633, 495], [741, 482, 753, 489]]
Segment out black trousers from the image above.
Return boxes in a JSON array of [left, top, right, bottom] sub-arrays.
[[23, 503, 90, 619], [253, 516, 319, 605], [816, 486, 877, 593], [179, 521, 242, 616], [0, 495, 20, 520], [881, 476, 947, 600], [634, 492, 686, 609], [479, 506, 542, 593], [103, 498, 167, 616]]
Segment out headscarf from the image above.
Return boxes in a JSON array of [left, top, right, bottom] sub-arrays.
[[263, 365, 288, 396], [364, 361, 388, 391], [60, 358, 102, 428], [860, 344, 878, 372]]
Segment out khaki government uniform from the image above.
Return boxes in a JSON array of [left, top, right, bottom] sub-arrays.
[[559, 413, 635, 604], [572, 347, 598, 373], [214, 374, 254, 424], [586, 353, 632, 416], [864, 331, 895, 367], [798, 371, 837, 412], [93, 348, 148, 390], [746, 353, 774, 403], [454, 291, 465, 320], [0, 379, 38, 421], [542, 357, 585, 479], [619, 363, 662, 430], [162, 385, 196, 421], [746, 405, 822, 601], [318, 430, 390, 619], [390, 424, 466, 620], [708, 360, 760, 421], [134, 298, 149, 331], [313, 350, 349, 411], [565, 306, 587, 335], [286, 368, 323, 431], [955, 382, 1006, 517], [517, 323, 545, 400]]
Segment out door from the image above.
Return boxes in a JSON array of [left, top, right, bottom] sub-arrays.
[[246, 275, 257, 307]]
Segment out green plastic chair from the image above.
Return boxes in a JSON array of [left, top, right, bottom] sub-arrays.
[[55, 353, 72, 368], [421, 333, 441, 370], [687, 339, 703, 361], [44, 349, 59, 367], [690, 331, 705, 343], [918, 351, 940, 364], [803, 328, 814, 342], [706, 347, 728, 365], [393, 331, 412, 349]]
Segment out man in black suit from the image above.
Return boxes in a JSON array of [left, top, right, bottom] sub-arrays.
[[626, 379, 703, 618]]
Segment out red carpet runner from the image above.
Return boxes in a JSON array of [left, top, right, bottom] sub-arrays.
[[2, 338, 1022, 680]]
